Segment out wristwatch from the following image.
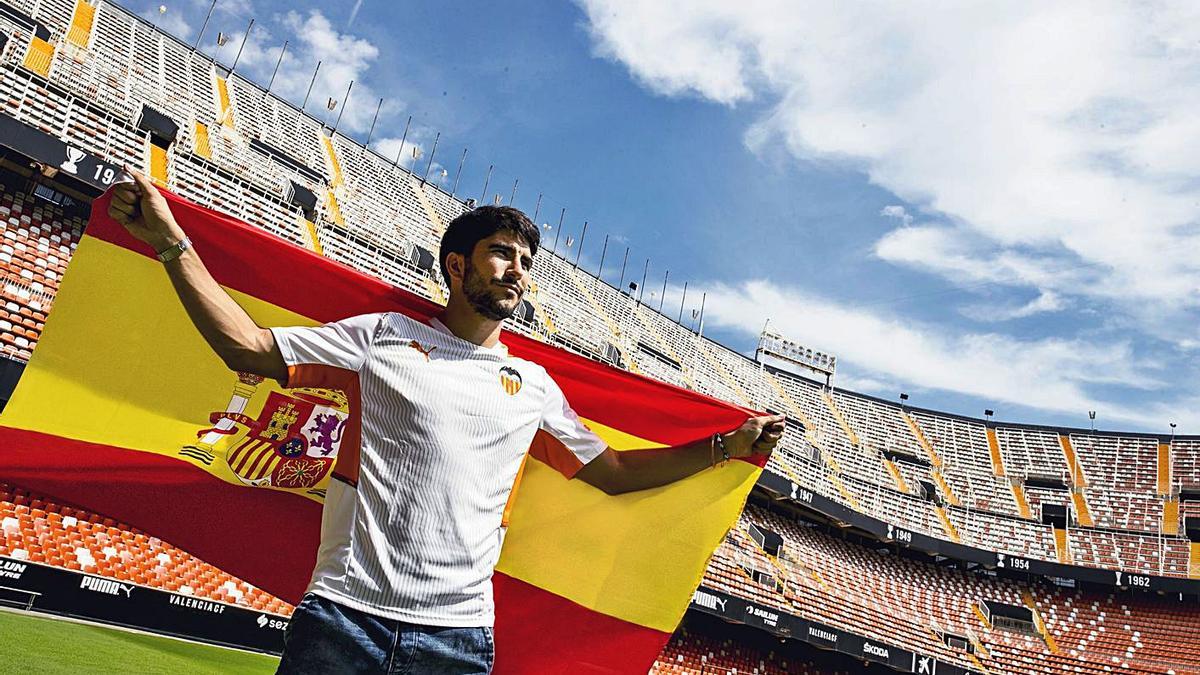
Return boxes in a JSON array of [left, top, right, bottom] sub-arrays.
[[156, 236, 192, 263]]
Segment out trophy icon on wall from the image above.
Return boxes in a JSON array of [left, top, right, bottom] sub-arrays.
[[61, 146, 85, 174]]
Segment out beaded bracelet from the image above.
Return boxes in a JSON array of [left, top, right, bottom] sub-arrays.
[[713, 432, 730, 466]]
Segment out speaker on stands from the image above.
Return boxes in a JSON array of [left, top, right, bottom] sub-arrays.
[[1185, 516, 1200, 543], [748, 523, 783, 557], [135, 105, 179, 148], [0, 356, 26, 411], [516, 300, 534, 323], [411, 246, 436, 273], [917, 480, 940, 505], [286, 181, 318, 220], [1042, 502, 1069, 528]]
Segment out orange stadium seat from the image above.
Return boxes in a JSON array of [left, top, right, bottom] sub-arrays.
[[0, 483, 294, 617]]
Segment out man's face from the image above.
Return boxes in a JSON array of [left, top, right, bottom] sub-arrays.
[[459, 230, 533, 321]]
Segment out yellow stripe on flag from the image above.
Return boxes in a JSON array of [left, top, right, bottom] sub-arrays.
[[0, 234, 330, 499], [496, 449, 759, 632]]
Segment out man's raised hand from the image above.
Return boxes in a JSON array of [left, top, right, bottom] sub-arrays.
[[107, 167, 185, 252], [723, 413, 787, 460]]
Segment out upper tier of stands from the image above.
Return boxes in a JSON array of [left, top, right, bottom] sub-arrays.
[[0, 0, 1198, 584]]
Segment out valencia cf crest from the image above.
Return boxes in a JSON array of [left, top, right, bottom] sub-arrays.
[[499, 366, 523, 396]]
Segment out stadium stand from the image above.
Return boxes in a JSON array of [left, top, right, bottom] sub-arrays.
[[0, 482, 293, 615], [709, 503, 1200, 674], [649, 614, 856, 674], [1, 1, 1199, 671]]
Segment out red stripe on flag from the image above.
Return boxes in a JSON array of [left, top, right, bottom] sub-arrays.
[[492, 572, 671, 674], [85, 191, 762, 449], [0, 427, 319, 603]]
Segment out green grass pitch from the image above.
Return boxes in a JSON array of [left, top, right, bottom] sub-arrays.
[[0, 609, 280, 674]]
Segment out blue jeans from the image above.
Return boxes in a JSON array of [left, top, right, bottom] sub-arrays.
[[276, 593, 494, 674]]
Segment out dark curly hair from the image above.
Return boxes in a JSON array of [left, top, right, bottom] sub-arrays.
[[439, 205, 540, 281]]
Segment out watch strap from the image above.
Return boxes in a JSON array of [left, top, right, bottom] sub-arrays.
[[156, 236, 192, 263]]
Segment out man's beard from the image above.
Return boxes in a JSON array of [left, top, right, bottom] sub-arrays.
[[463, 259, 520, 321]]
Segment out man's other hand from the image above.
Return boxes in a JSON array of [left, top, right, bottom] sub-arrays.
[[724, 414, 787, 460]]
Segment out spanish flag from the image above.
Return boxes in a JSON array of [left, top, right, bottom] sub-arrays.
[[0, 188, 764, 673]]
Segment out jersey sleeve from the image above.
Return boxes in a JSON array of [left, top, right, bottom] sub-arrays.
[[269, 312, 386, 389], [539, 373, 608, 472]]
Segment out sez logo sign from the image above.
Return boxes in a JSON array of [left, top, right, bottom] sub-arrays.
[[257, 614, 289, 631]]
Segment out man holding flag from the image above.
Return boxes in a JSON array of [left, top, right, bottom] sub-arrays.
[[107, 171, 786, 674]]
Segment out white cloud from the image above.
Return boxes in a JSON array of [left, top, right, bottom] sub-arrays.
[[138, 4, 191, 40], [231, 10, 399, 135], [960, 290, 1066, 322], [374, 136, 424, 170], [577, 0, 1200, 324], [880, 205, 912, 226], [701, 279, 1175, 426]]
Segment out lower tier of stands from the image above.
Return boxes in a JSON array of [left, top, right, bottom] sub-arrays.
[[708, 501, 1200, 675], [5, 481, 1200, 674], [650, 612, 859, 675]]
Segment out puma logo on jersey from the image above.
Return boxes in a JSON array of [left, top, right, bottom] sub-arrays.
[[409, 340, 437, 361]]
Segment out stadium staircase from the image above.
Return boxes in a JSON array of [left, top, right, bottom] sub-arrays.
[[523, 282, 559, 339], [1059, 435, 1095, 527], [408, 175, 447, 235], [692, 339, 750, 407], [66, 0, 95, 49], [1157, 441, 1172, 495], [214, 75, 234, 128], [1020, 591, 1059, 655], [883, 456, 911, 493], [820, 390, 859, 446], [299, 215, 324, 255], [562, 267, 637, 372], [1053, 526, 1071, 564], [904, 412, 962, 507]]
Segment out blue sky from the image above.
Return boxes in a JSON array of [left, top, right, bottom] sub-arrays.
[[135, 0, 1200, 434]]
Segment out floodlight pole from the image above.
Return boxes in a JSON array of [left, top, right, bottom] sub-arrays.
[[678, 281, 688, 323], [597, 234, 609, 280], [638, 259, 649, 304], [531, 194, 542, 223], [573, 221, 587, 268], [509, 179, 518, 206], [364, 97, 383, 151], [192, 0, 217, 52], [263, 40, 288, 101], [480, 165, 493, 204], [451, 148, 467, 195], [332, 79, 354, 133], [552, 208, 565, 252], [230, 18, 254, 73], [617, 247, 629, 292], [393, 115, 412, 168], [421, 131, 440, 185], [301, 60, 321, 111]]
